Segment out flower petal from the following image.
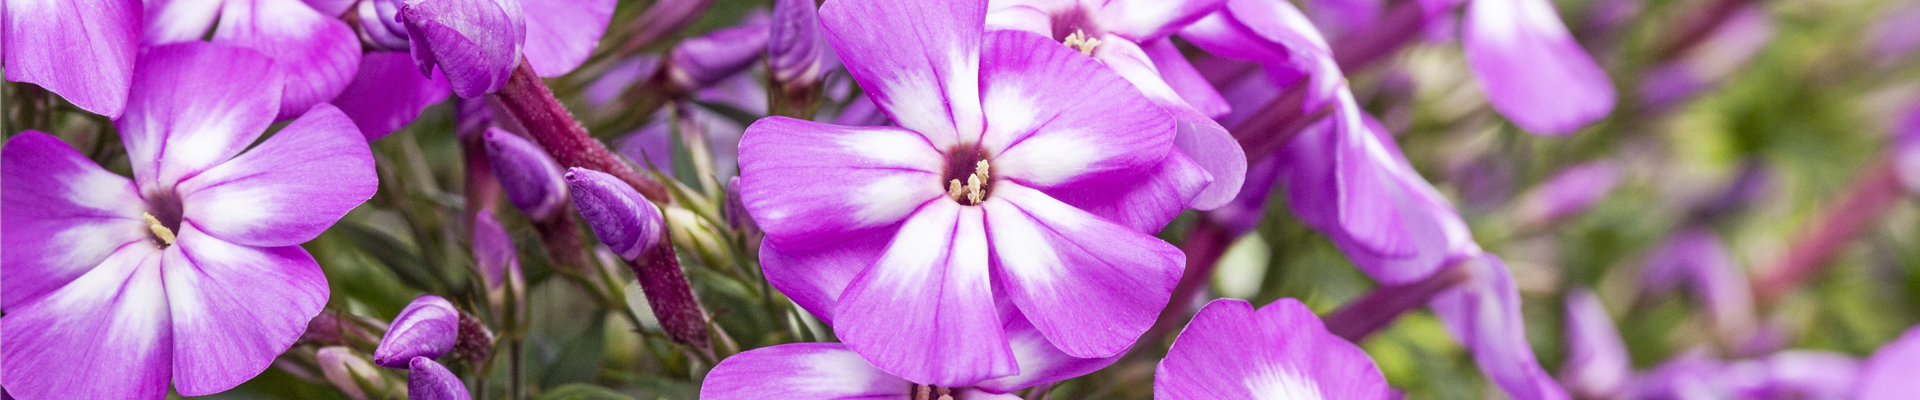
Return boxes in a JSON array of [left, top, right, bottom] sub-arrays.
[[3, 0, 139, 117], [702, 343, 914, 399], [403, 0, 527, 98], [1859, 325, 1920, 400], [1154, 298, 1391, 399], [978, 31, 1175, 189], [973, 313, 1124, 393], [214, 0, 364, 120], [1462, 0, 1615, 135], [1045, 151, 1209, 234], [331, 51, 453, 141], [819, 0, 985, 148], [520, 0, 613, 77], [982, 183, 1184, 358], [759, 226, 896, 325], [1, 132, 149, 308], [1430, 255, 1571, 400], [0, 244, 173, 400], [143, 0, 221, 44], [162, 225, 328, 394], [834, 200, 1017, 387], [1143, 39, 1231, 119], [737, 117, 946, 250], [408, 357, 471, 400], [1560, 288, 1630, 400], [1096, 0, 1228, 41], [117, 42, 285, 192], [176, 104, 377, 248]]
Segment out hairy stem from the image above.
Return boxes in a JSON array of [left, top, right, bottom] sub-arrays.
[[495, 59, 672, 204]]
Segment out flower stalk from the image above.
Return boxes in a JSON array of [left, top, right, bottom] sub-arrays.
[[1325, 259, 1474, 342], [495, 58, 671, 204], [1753, 157, 1905, 304]]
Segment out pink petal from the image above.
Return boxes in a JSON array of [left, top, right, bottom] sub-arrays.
[[1, 244, 173, 400], [143, 0, 221, 44], [3, 0, 140, 117], [759, 226, 896, 325], [162, 225, 329, 394], [1, 132, 149, 308], [1431, 255, 1571, 400], [973, 313, 1124, 393], [1859, 325, 1920, 400], [1462, 0, 1615, 135], [1045, 151, 1210, 234], [1155, 298, 1392, 399], [737, 117, 946, 251], [819, 0, 985, 149], [978, 31, 1176, 189], [982, 183, 1184, 358], [521, 0, 614, 77], [331, 51, 453, 141], [117, 43, 285, 192], [214, 0, 365, 120], [1143, 39, 1231, 119], [1089, 38, 1244, 210], [175, 104, 378, 248], [701, 343, 913, 399], [834, 200, 1017, 387]]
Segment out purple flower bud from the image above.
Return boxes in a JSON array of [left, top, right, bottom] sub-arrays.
[[450, 312, 497, 366], [1513, 161, 1621, 226], [667, 12, 771, 90], [724, 176, 758, 236], [768, 0, 825, 87], [401, 0, 527, 98], [1560, 288, 1630, 400], [566, 167, 666, 261], [359, 0, 412, 51], [317, 346, 387, 400], [484, 128, 568, 219], [407, 357, 472, 400], [373, 296, 461, 368], [472, 211, 521, 291], [303, 311, 385, 346]]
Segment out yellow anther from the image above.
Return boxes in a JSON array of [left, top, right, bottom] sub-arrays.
[[975, 159, 989, 180], [948, 179, 965, 199], [1063, 29, 1102, 56], [948, 159, 994, 205], [143, 212, 176, 245]]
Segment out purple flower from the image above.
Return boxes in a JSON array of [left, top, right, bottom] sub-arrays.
[[566, 168, 666, 261], [986, 0, 1248, 212], [740, 0, 1195, 386], [3, 0, 140, 117], [398, 0, 614, 98], [145, 0, 365, 120], [1638, 5, 1773, 111], [1513, 160, 1621, 226], [407, 357, 471, 400], [1155, 298, 1392, 399], [1, 43, 377, 399], [472, 212, 525, 297], [770, 0, 827, 87], [668, 11, 772, 91], [1640, 227, 1757, 342], [330, 52, 452, 140], [702, 316, 1119, 398], [1460, 0, 1616, 134], [484, 128, 570, 220], [1630, 349, 1860, 399], [373, 296, 461, 368], [1893, 101, 1920, 194], [1872, 2, 1920, 64], [1560, 288, 1631, 400], [1858, 325, 1920, 399], [1430, 255, 1570, 400]]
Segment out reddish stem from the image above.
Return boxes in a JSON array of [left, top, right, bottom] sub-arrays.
[[1331, 0, 1430, 73], [495, 59, 671, 204], [1655, 0, 1754, 62], [532, 206, 593, 275], [1231, 82, 1331, 163], [1140, 218, 1238, 347], [1324, 262, 1471, 342], [631, 239, 713, 350], [1753, 158, 1905, 304]]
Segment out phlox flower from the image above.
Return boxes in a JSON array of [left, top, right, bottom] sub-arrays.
[[1155, 298, 1392, 399], [2, 0, 140, 117], [0, 43, 377, 399], [738, 0, 1199, 387], [702, 317, 1117, 398]]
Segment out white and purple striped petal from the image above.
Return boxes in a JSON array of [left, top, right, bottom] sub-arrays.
[[211, 0, 363, 119], [162, 226, 329, 395], [758, 227, 896, 325], [116, 43, 285, 192], [331, 51, 453, 141], [1155, 298, 1392, 399], [737, 118, 946, 251], [982, 183, 1184, 358], [174, 104, 378, 248], [702, 343, 915, 399], [834, 200, 1016, 387], [819, 0, 986, 148], [373, 296, 462, 368], [978, 31, 1175, 189], [0, 132, 150, 308], [0, 244, 173, 400]]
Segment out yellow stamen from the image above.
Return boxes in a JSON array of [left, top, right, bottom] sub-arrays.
[[1063, 29, 1102, 56], [144, 212, 176, 245], [948, 159, 993, 205], [948, 179, 965, 199]]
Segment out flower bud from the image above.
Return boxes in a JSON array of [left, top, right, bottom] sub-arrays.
[[303, 311, 386, 347], [317, 346, 389, 400], [626, 0, 716, 51], [484, 128, 568, 219], [768, 0, 824, 88], [450, 312, 497, 367], [408, 357, 472, 400], [401, 0, 526, 98], [472, 211, 524, 296], [374, 296, 461, 368], [566, 167, 665, 261], [358, 0, 412, 52], [666, 12, 770, 90], [724, 177, 758, 236]]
